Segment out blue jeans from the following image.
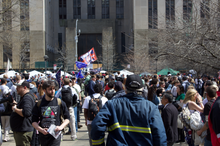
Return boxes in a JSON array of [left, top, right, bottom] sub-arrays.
[[74, 106, 78, 132], [204, 138, 212, 146]]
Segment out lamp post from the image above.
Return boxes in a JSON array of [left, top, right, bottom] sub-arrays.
[[155, 58, 158, 74], [75, 19, 81, 63], [44, 55, 49, 73]]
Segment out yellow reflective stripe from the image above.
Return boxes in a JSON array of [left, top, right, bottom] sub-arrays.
[[108, 123, 151, 134], [108, 122, 120, 131], [92, 138, 104, 145]]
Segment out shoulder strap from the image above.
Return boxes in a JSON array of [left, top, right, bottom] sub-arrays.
[[37, 99, 42, 107]]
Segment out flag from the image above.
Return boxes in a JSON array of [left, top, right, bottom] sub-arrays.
[[79, 48, 97, 64], [6, 58, 12, 73], [75, 61, 87, 69], [56, 68, 62, 88], [76, 70, 84, 79]]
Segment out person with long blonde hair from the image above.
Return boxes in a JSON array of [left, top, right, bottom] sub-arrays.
[[183, 89, 204, 113]]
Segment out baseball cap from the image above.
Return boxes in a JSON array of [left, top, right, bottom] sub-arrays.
[[15, 80, 30, 88], [125, 75, 144, 91]]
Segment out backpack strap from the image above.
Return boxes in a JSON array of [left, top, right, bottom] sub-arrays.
[[98, 95, 103, 109]]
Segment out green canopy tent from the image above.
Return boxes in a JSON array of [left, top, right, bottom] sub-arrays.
[[157, 68, 179, 75]]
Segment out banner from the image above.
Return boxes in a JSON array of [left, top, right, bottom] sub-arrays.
[[79, 48, 97, 65], [76, 70, 84, 79], [75, 61, 87, 69]]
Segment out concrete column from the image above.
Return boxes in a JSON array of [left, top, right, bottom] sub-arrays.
[[30, 31, 45, 68], [12, 32, 20, 68], [102, 27, 114, 71], [66, 27, 76, 70], [81, 0, 88, 19], [67, 0, 73, 19], [0, 44, 3, 69], [96, 0, 101, 19], [12, 0, 20, 31], [110, 0, 116, 19], [175, 0, 183, 29], [134, 0, 148, 30], [158, 0, 166, 29]]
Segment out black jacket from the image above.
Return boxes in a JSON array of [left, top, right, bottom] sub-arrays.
[[10, 92, 35, 132], [161, 103, 178, 144]]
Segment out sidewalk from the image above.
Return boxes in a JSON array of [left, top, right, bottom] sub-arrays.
[[2, 114, 90, 146], [2, 112, 188, 146]]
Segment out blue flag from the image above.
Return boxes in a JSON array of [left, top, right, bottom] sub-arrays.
[[76, 61, 87, 69], [76, 70, 84, 79], [56, 68, 61, 88]]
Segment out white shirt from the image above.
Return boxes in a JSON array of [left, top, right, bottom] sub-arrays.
[[164, 103, 169, 109], [73, 84, 81, 93], [0, 85, 10, 98], [82, 93, 108, 125], [55, 85, 79, 100], [171, 86, 177, 97]]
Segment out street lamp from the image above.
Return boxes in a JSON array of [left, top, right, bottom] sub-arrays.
[[155, 58, 158, 74], [44, 55, 49, 73], [75, 19, 81, 63]]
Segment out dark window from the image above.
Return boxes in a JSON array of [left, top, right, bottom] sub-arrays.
[[20, 0, 29, 31], [148, 0, 157, 29], [78, 34, 102, 59], [21, 41, 30, 62], [166, 0, 175, 26], [3, 45, 12, 63], [73, 0, 81, 19], [116, 0, 124, 19], [102, 0, 109, 19], [88, 0, 95, 19], [183, 0, 192, 21], [59, 0, 67, 20], [148, 43, 158, 56], [121, 32, 125, 53], [58, 33, 62, 49], [201, 0, 210, 19]]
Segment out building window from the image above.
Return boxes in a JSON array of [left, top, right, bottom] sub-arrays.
[[102, 0, 109, 19], [88, 0, 95, 19], [59, 0, 66, 19], [58, 33, 62, 49], [201, 0, 210, 19], [121, 32, 125, 53], [20, 0, 29, 31], [148, 0, 157, 29], [183, 0, 192, 21], [116, 0, 124, 19], [166, 0, 175, 26], [148, 43, 158, 56], [3, 45, 12, 62], [73, 0, 81, 19]]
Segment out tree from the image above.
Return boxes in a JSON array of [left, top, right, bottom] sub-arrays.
[[99, 27, 115, 72], [153, 0, 220, 73]]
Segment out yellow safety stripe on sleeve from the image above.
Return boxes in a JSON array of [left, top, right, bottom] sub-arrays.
[[108, 123, 151, 134], [108, 122, 120, 131], [92, 138, 104, 145]]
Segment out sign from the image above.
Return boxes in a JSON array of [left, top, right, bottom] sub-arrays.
[[53, 64, 57, 70]]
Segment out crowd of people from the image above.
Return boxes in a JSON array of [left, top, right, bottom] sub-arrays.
[[0, 70, 219, 146]]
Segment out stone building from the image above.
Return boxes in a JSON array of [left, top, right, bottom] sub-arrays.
[[0, 0, 213, 72]]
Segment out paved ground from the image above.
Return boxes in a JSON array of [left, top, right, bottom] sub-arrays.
[[2, 113, 188, 146]]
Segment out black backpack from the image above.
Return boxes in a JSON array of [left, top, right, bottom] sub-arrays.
[[61, 87, 73, 108], [12, 90, 21, 103], [88, 94, 102, 121], [105, 90, 115, 100]]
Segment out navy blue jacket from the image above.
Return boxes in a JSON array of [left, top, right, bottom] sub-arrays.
[[88, 80, 96, 95], [112, 90, 126, 99], [91, 93, 167, 146]]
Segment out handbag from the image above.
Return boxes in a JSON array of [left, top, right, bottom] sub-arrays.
[[177, 116, 183, 129]]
